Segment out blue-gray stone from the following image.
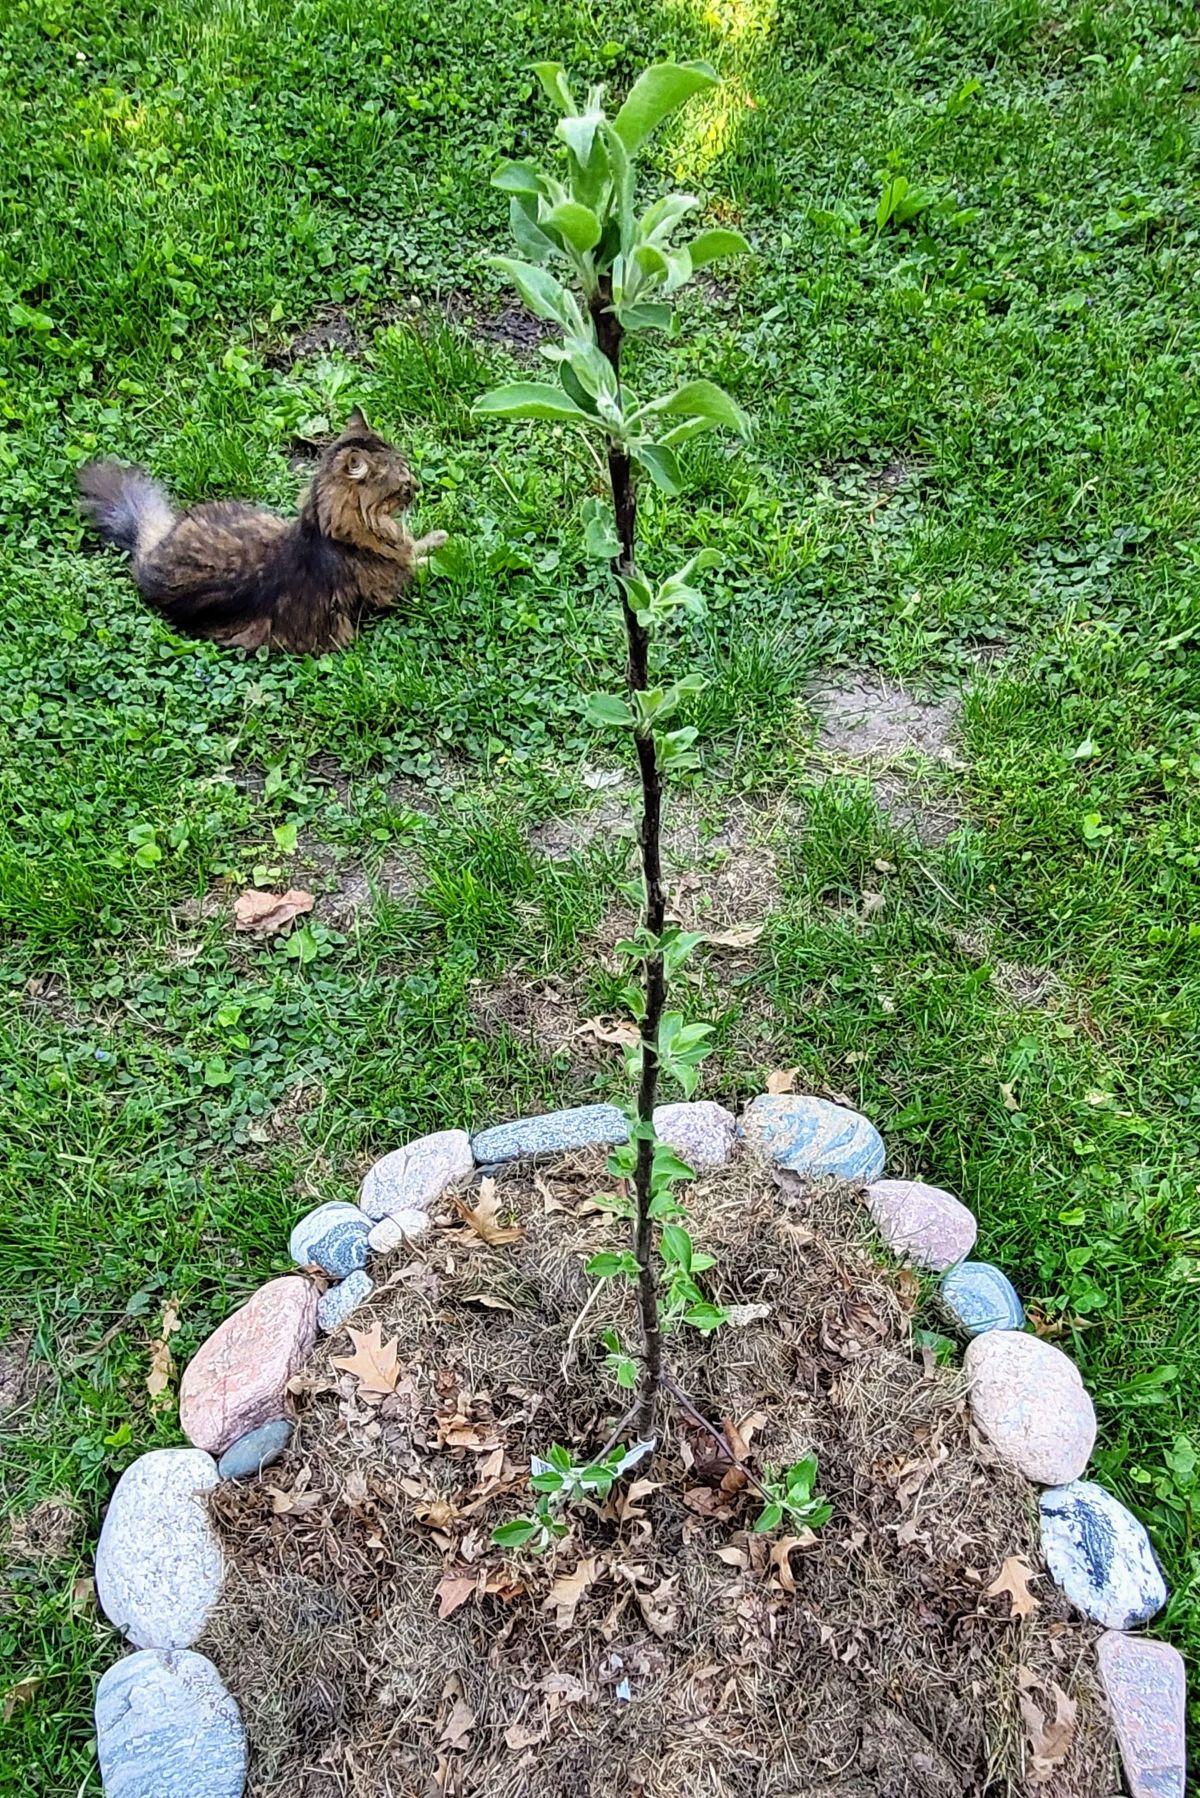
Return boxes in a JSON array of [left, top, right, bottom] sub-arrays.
[[216, 1419, 293, 1482], [95, 1649, 246, 1798], [470, 1104, 629, 1165], [739, 1093, 885, 1183], [941, 1261, 1024, 1337], [317, 1269, 374, 1333], [289, 1201, 371, 1277], [1040, 1480, 1167, 1630]]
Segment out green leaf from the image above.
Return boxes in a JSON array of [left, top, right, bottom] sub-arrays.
[[530, 1470, 566, 1493], [547, 200, 602, 254], [493, 160, 547, 197], [547, 1444, 574, 1470], [686, 227, 751, 266], [632, 442, 682, 494], [490, 256, 580, 328], [653, 377, 750, 437], [558, 361, 600, 416], [612, 61, 720, 153], [509, 195, 557, 264], [585, 692, 634, 728], [618, 301, 674, 332], [638, 192, 700, 244], [657, 725, 700, 770], [615, 1357, 639, 1389], [587, 1250, 639, 1278], [530, 61, 578, 114], [472, 383, 591, 424], [660, 1224, 693, 1271], [632, 243, 671, 281], [557, 112, 608, 201], [493, 1518, 539, 1547], [581, 498, 622, 560], [652, 1144, 696, 1184], [754, 1501, 785, 1534], [683, 1302, 729, 1334]]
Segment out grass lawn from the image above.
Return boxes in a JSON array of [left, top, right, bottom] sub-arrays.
[[3, 0, 1199, 1787]]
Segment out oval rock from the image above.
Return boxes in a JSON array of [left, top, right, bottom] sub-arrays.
[[95, 1648, 246, 1798], [179, 1276, 317, 1457], [941, 1260, 1024, 1336], [1040, 1479, 1166, 1629], [359, 1129, 474, 1221], [95, 1449, 222, 1650], [1096, 1632, 1187, 1798], [653, 1101, 736, 1169], [289, 1201, 371, 1277], [217, 1418, 293, 1482], [317, 1268, 374, 1333], [739, 1093, 885, 1184], [866, 1179, 977, 1273], [965, 1330, 1096, 1484]]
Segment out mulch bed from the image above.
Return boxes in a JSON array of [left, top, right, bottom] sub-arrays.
[[201, 1151, 1118, 1798]]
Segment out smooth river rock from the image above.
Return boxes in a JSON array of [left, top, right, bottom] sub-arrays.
[[653, 1101, 736, 1168], [941, 1260, 1024, 1336], [367, 1207, 434, 1254], [471, 1104, 628, 1165], [866, 1179, 977, 1272], [359, 1129, 474, 1221], [95, 1649, 246, 1798], [1039, 1480, 1167, 1629], [739, 1093, 886, 1183], [289, 1201, 371, 1277], [317, 1268, 374, 1333], [179, 1276, 317, 1457], [95, 1450, 222, 1649], [1096, 1632, 1187, 1798], [216, 1418, 293, 1481], [965, 1330, 1096, 1484]]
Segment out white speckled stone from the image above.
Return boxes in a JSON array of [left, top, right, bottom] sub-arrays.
[[95, 1649, 245, 1798], [1096, 1632, 1187, 1798], [866, 1179, 977, 1273], [941, 1260, 1024, 1336], [317, 1269, 374, 1333], [1040, 1480, 1167, 1629], [359, 1130, 474, 1221], [288, 1201, 371, 1277], [739, 1093, 885, 1183], [470, 1104, 628, 1165], [216, 1419, 292, 1481], [95, 1450, 222, 1649], [367, 1208, 433, 1254], [653, 1101, 737, 1168], [965, 1331, 1096, 1484]]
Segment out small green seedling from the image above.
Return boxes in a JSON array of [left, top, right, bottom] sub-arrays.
[[753, 1454, 833, 1535]]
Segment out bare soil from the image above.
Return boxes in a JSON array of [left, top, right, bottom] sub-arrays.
[[202, 1154, 1116, 1798]]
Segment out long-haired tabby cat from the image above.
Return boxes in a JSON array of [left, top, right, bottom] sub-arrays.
[[77, 409, 447, 654]]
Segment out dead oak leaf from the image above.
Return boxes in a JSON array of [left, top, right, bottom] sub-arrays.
[[1018, 1667, 1077, 1783], [987, 1555, 1041, 1619], [575, 1015, 641, 1050], [766, 1067, 798, 1095], [435, 1572, 477, 1620], [233, 887, 314, 936], [543, 1556, 600, 1630], [3, 1676, 41, 1722], [145, 1296, 181, 1405], [769, 1533, 816, 1593], [438, 1673, 476, 1751], [331, 1321, 400, 1394], [701, 920, 765, 950], [451, 1176, 524, 1248]]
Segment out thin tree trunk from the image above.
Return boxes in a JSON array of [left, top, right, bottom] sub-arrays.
[[591, 280, 665, 1437]]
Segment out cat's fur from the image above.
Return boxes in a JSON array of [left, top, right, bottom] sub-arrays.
[[77, 409, 447, 654]]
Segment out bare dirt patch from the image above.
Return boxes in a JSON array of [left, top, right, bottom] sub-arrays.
[[0, 1333, 48, 1424], [281, 308, 363, 365], [444, 292, 551, 356], [809, 672, 965, 847], [3, 1496, 82, 1563], [202, 1153, 1116, 1798]]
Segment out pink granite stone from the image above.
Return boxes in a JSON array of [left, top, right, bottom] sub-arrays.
[[965, 1330, 1096, 1485], [179, 1276, 317, 1457], [653, 1101, 737, 1169], [1096, 1632, 1186, 1798], [358, 1129, 474, 1222], [866, 1178, 976, 1272]]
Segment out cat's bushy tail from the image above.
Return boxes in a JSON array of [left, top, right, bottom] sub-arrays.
[[77, 461, 176, 563]]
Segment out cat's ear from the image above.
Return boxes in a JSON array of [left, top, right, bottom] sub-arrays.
[[346, 454, 369, 481], [344, 406, 370, 435]]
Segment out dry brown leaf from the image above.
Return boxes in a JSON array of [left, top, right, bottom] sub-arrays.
[[714, 1543, 750, 1568], [451, 1176, 524, 1248], [766, 1067, 798, 1095], [769, 1533, 817, 1593], [438, 1673, 476, 1751], [634, 1574, 679, 1638], [3, 1676, 40, 1721], [575, 1015, 641, 1049], [987, 1554, 1041, 1619], [145, 1296, 181, 1405], [1018, 1667, 1077, 1783], [331, 1321, 400, 1394], [505, 1719, 547, 1752], [71, 1575, 95, 1614], [233, 887, 314, 935], [342, 1468, 370, 1508], [701, 920, 765, 950], [543, 1556, 600, 1630], [999, 1080, 1020, 1112], [435, 1572, 477, 1620]]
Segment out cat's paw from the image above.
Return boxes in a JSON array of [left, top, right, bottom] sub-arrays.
[[424, 530, 449, 551]]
